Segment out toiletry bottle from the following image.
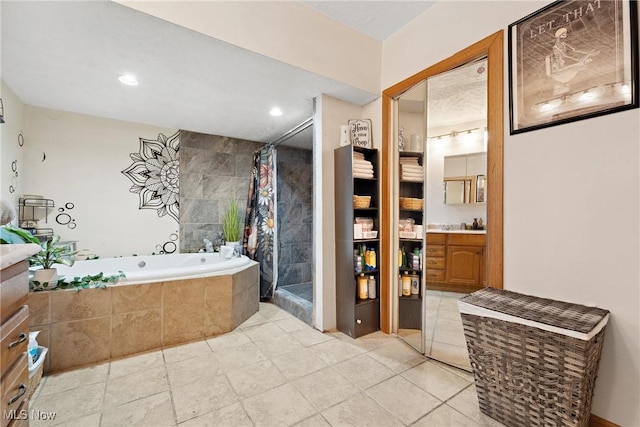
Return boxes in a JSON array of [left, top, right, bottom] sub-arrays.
[[478, 218, 483, 229], [370, 247, 376, 270], [368, 276, 376, 299], [358, 274, 368, 300], [473, 218, 478, 229], [402, 271, 411, 296], [410, 274, 419, 295]]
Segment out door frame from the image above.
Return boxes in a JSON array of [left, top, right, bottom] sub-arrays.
[[380, 31, 504, 333]]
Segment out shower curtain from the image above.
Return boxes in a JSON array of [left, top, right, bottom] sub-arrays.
[[243, 145, 278, 300]]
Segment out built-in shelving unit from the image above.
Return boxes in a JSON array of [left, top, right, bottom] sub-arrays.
[[335, 145, 380, 338], [398, 151, 424, 330]]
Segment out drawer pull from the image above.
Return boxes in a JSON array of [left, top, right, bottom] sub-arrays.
[[8, 332, 27, 349], [8, 383, 27, 405]]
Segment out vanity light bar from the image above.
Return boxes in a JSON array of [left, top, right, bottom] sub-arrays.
[[429, 127, 480, 140]]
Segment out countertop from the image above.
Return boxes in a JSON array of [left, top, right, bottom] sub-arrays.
[[426, 229, 486, 234], [0, 243, 40, 270]]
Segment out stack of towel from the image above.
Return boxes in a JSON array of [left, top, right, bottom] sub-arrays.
[[353, 152, 374, 179], [400, 157, 423, 182]]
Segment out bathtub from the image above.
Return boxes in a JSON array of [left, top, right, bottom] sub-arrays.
[[29, 252, 259, 373], [55, 252, 252, 284]]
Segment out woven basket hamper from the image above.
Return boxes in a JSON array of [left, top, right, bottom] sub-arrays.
[[458, 288, 609, 427]]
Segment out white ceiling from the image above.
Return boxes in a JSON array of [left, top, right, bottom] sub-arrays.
[[1, 1, 484, 151], [302, 1, 436, 41]]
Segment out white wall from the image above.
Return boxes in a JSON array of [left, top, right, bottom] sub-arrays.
[[117, 0, 382, 95], [21, 106, 179, 258], [314, 94, 366, 331], [382, 1, 639, 424], [0, 82, 25, 217]]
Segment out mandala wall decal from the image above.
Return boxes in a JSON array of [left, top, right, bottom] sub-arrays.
[[122, 131, 180, 223]]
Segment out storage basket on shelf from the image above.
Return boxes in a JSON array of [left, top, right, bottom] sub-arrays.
[[353, 195, 371, 208], [399, 197, 422, 210], [458, 288, 609, 427]]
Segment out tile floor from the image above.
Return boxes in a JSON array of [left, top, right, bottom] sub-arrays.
[[29, 302, 505, 427]]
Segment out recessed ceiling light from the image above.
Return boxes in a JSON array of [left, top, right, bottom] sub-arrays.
[[269, 107, 283, 117], [118, 74, 138, 86]]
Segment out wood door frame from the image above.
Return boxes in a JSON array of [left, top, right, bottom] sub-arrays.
[[380, 31, 504, 333]]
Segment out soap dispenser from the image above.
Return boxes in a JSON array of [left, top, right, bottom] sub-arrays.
[[472, 218, 478, 230]]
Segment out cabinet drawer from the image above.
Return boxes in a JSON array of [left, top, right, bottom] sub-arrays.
[[447, 233, 486, 246], [425, 269, 445, 282], [7, 399, 28, 427], [1, 354, 28, 427], [424, 245, 445, 257], [424, 257, 445, 269], [0, 306, 29, 379], [0, 262, 29, 325], [426, 233, 446, 245]]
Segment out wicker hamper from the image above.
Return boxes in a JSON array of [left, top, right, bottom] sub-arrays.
[[458, 288, 609, 427]]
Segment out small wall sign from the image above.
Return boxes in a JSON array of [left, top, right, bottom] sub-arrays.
[[348, 119, 372, 148]]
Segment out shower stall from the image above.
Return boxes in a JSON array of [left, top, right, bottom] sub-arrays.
[[244, 118, 315, 325]]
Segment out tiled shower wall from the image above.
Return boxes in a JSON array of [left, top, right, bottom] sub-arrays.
[[276, 146, 313, 288], [179, 131, 263, 253]]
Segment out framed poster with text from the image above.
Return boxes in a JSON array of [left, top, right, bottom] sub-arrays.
[[508, 0, 638, 134]]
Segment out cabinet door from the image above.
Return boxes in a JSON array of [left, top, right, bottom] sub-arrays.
[[445, 245, 481, 286]]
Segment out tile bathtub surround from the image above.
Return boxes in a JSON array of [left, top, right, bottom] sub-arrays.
[[29, 303, 506, 427], [28, 263, 259, 373]]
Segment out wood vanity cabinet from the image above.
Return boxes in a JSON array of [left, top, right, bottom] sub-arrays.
[[426, 233, 486, 293], [0, 245, 40, 427], [1, 259, 31, 427]]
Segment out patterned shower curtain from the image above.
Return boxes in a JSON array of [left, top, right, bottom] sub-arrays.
[[243, 145, 278, 300]]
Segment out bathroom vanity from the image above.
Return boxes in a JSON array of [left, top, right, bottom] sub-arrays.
[[425, 231, 486, 293], [1, 243, 39, 427]]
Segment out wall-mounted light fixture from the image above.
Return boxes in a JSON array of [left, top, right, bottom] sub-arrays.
[[0, 98, 5, 124], [429, 127, 479, 140]]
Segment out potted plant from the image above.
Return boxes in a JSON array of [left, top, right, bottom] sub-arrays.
[[0, 225, 40, 244], [29, 235, 77, 288], [222, 198, 243, 255]]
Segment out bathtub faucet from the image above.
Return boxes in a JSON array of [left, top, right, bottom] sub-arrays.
[[203, 238, 214, 253]]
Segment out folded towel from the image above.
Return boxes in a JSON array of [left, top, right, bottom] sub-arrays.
[[399, 157, 420, 164], [402, 173, 423, 179], [401, 165, 423, 173], [353, 165, 373, 172], [353, 159, 371, 166], [402, 176, 423, 182], [354, 169, 374, 176], [354, 172, 374, 179]]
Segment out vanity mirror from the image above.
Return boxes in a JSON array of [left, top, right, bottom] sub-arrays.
[[443, 152, 487, 205]]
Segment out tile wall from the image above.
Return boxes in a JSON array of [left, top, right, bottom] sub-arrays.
[[276, 146, 313, 288], [179, 131, 263, 253]]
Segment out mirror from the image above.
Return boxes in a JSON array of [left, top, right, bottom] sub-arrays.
[[443, 152, 487, 205], [381, 31, 504, 371]]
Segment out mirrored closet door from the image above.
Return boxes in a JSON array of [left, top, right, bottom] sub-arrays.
[[383, 32, 504, 372]]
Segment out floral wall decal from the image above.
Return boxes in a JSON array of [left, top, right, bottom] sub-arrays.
[[122, 131, 180, 223]]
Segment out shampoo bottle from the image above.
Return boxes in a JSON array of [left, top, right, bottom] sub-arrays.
[[402, 271, 411, 296]]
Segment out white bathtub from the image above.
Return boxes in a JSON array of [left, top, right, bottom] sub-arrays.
[[55, 252, 252, 284]]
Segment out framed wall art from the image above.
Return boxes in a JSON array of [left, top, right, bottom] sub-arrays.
[[508, 0, 638, 134]]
